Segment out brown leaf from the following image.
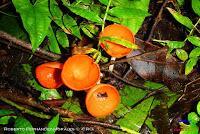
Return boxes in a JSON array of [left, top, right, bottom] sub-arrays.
[[128, 48, 187, 91]]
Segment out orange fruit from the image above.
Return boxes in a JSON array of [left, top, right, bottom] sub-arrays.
[[100, 24, 135, 58], [85, 84, 120, 117], [61, 54, 100, 91], [35, 62, 63, 89]]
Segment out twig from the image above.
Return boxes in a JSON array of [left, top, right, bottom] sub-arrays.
[[131, 86, 165, 109], [0, 31, 62, 61], [0, 2, 10, 9], [0, 97, 51, 119], [0, 90, 138, 133], [178, 77, 200, 101], [101, 49, 161, 70], [146, 0, 169, 42], [0, 90, 77, 118], [101, 0, 112, 31], [105, 70, 149, 90], [188, 18, 200, 36]]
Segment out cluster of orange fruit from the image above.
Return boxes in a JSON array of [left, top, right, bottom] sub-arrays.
[[35, 24, 135, 117]]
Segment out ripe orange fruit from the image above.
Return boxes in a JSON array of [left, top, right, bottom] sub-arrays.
[[35, 62, 63, 89], [61, 54, 100, 91], [100, 24, 135, 58], [85, 84, 120, 117]]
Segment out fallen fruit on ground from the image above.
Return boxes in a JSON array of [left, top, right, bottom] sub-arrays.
[[99, 24, 135, 58], [85, 84, 120, 117], [61, 54, 100, 91], [35, 62, 63, 89]]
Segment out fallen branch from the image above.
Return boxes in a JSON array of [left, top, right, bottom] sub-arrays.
[[146, 0, 169, 41], [0, 96, 51, 119], [0, 31, 62, 61], [0, 90, 138, 133]]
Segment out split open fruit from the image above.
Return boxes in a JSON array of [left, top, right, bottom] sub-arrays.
[[35, 62, 63, 89], [61, 54, 100, 91], [85, 84, 120, 117], [100, 24, 135, 58]]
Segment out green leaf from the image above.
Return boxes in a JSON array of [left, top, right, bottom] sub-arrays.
[[14, 117, 35, 134], [45, 114, 59, 134], [12, 0, 51, 52], [0, 109, 15, 116], [197, 101, 200, 115], [63, 14, 81, 39], [153, 40, 185, 50], [62, 99, 83, 114], [49, 0, 64, 28], [67, 6, 102, 23], [114, 85, 147, 118], [109, 7, 150, 18], [0, 116, 17, 125], [180, 123, 199, 134], [56, 30, 69, 48], [98, 0, 109, 5], [119, 85, 147, 107], [121, 17, 146, 34], [176, 49, 188, 61], [187, 36, 200, 47], [0, 13, 28, 40], [166, 7, 193, 29], [185, 57, 198, 75], [116, 97, 154, 132], [80, 23, 98, 38], [192, 0, 200, 16], [177, 0, 184, 6], [100, 36, 138, 49], [47, 26, 61, 54], [188, 112, 200, 124], [189, 47, 200, 58], [144, 81, 164, 90]]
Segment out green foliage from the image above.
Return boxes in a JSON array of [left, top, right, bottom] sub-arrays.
[[66, 5, 102, 24], [62, 99, 83, 114], [176, 49, 188, 61], [0, 116, 17, 125], [56, 30, 69, 48], [47, 26, 61, 54], [192, 0, 200, 16], [197, 101, 200, 115], [45, 114, 59, 134], [115, 97, 154, 132], [185, 57, 198, 75], [187, 36, 200, 47], [180, 101, 200, 134], [12, 0, 51, 52], [177, 0, 185, 6], [14, 116, 35, 134], [188, 112, 200, 124], [144, 81, 163, 89], [108, 7, 150, 18], [80, 23, 99, 38], [62, 14, 81, 39], [0, 13, 27, 40], [0, 109, 15, 116], [100, 36, 138, 49], [166, 7, 193, 29], [153, 40, 185, 50], [189, 47, 200, 58]]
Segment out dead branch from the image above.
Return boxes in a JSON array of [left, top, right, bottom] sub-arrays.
[[0, 31, 62, 61], [146, 0, 169, 41]]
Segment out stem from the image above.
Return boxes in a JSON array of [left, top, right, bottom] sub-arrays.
[[188, 18, 200, 36], [0, 97, 51, 119], [0, 31, 62, 61], [101, 0, 112, 31]]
